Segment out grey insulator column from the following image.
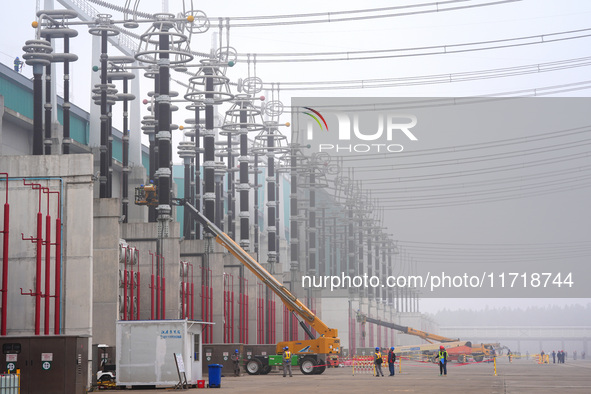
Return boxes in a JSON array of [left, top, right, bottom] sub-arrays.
[[22, 39, 52, 155], [89, 14, 119, 198], [222, 96, 265, 250], [184, 59, 233, 231], [108, 56, 135, 222], [36, 9, 79, 154]]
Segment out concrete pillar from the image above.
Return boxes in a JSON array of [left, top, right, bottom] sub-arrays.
[[51, 122, 63, 153], [92, 198, 120, 345], [248, 271, 258, 345], [210, 242, 225, 344]]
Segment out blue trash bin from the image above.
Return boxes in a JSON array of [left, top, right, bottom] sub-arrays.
[[208, 364, 223, 388]]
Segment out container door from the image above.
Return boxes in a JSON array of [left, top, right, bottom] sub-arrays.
[[28, 337, 66, 394], [191, 333, 201, 380]]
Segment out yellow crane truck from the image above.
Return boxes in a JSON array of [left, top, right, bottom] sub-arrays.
[[180, 199, 340, 375]]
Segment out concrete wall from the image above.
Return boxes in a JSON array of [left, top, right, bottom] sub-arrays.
[[0, 154, 94, 337], [92, 198, 120, 345], [120, 221, 181, 321]]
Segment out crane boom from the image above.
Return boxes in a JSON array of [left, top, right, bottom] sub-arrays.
[[182, 200, 338, 339], [358, 313, 458, 343]]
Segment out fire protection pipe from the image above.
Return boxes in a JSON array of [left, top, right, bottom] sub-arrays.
[[44, 188, 61, 335], [0, 173, 9, 336], [189, 262, 194, 320], [43, 187, 51, 335], [123, 246, 128, 320], [130, 247, 134, 320], [134, 248, 140, 321], [161, 255, 166, 320], [150, 251, 155, 320], [21, 180, 43, 335], [180, 262, 185, 319]]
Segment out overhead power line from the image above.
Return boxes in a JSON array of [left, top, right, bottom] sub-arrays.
[[86, 0, 521, 28], [337, 125, 591, 161], [263, 56, 591, 91], [220, 0, 522, 27], [237, 27, 591, 63], [376, 180, 591, 210]]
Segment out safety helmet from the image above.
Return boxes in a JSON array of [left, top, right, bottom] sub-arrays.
[[390, 347, 394, 351], [375, 347, 380, 351], [284, 346, 288, 350], [235, 349, 239, 353], [440, 345, 444, 350]]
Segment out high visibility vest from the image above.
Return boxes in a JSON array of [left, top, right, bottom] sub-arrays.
[[375, 352, 382, 360], [439, 351, 447, 360], [284, 351, 291, 361]]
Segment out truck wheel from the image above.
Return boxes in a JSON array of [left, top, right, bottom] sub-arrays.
[[300, 357, 316, 375], [458, 355, 466, 363], [473, 355, 484, 362], [261, 365, 272, 375], [313, 359, 326, 375], [246, 359, 262, 375]]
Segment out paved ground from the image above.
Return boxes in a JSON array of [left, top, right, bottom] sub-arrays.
[[99, 357, 591, 393]]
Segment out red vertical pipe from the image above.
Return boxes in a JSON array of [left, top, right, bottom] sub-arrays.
[[209, 285, 212, 339], [44, 213, 51, 335], [136, 271, 141, 320], [130, 248, 134, 321], [245, 283, 249, 344], [1, 202, 9, 336], [200, 266, 204, 339], [190, 280, 194, 320], [45, 189, 61, 335], [185, 263, 189, 319], [180, 263, 184, 319], [54, 218, 60, 334], [181, 261, 185, 319], [150, 252, 154, 320], [161, 256, 166, 320], [185, 265, 189, 319], [185, 264, 189, 319], [207, 268, 213, 341], [136, 250, 140, 320], [35, 211, 42, 335], [231, 275, 234, 343], [155, 255, 160, 320], [150, 272, 154, 320], [223, 277, 226, 342], [123, 248, 128, 320]]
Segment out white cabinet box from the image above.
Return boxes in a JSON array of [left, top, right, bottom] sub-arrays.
[[116, 320, 213, 387]]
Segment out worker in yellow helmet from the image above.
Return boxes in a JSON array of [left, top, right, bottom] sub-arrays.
[[282, 346, 292, 377], [373, 347, 384, 377]]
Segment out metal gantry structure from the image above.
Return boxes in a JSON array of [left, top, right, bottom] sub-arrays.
[[13, 1, 419, 351]]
